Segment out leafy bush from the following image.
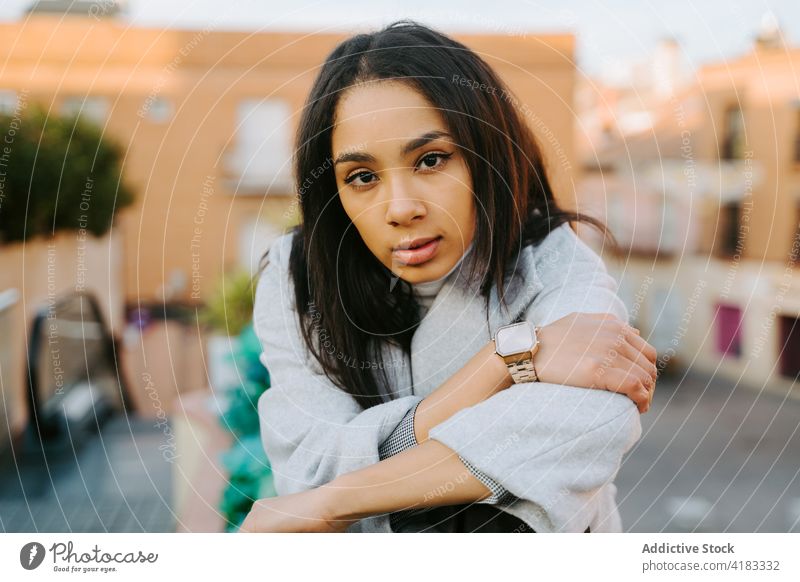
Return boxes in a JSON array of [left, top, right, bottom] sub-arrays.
[[199, 269, 258, 337], [0, 106, 134, 243]]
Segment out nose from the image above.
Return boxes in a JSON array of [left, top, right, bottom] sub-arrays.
[[384, 174, 427, 227]]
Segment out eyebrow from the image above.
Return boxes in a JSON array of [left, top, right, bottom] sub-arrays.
[[333, 130, 453, 166]]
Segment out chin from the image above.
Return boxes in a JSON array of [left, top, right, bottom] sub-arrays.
[[405, 258, 452, 283]]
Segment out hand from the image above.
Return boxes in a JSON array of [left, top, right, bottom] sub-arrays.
[[238, 486, 355, 533], [534, 312, 657, 413]]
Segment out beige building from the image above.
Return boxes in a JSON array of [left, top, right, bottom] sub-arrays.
[[0, 13, 580, 305], [578, 24, 800, 397]]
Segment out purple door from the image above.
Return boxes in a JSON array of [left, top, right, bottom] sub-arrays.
[[715, 303, 742, 358]]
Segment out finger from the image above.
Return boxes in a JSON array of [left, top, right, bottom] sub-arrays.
[[623, 327, 657, 363], [597, 366, 649, 413], [613, 354, 654, 403], [618, 334, 658, 380], [597, 329, 656, 382], [622, 355, 655, 390]]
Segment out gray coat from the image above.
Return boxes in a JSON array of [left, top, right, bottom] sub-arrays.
[[253, 223, 642, 533]]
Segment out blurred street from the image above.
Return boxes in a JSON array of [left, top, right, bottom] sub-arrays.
[[618, 372, 800, 533], [0, 417, 174, 533]]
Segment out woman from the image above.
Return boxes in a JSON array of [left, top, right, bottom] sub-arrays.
[[241, 20, 657, 533]]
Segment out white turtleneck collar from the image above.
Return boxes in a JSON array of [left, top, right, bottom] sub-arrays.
[[410, 240, 475, 316]]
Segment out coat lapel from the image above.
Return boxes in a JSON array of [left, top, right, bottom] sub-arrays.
[[409, 244, 545, 397]]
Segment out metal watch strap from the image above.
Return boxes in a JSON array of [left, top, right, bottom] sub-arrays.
[[507, 356, 539, 383]]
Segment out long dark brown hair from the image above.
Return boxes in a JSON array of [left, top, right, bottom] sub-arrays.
[[258, 19, 607, 409]]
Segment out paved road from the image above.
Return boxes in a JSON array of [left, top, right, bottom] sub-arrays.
[[0, 416, 174, 533], [617, 370, 800, 532], [3, 369, 798, 533]]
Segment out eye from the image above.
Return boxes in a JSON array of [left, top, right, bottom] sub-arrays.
[[341, 151, 454, 192], [416, 151, 452, 172], [343, 170, 378, 190]]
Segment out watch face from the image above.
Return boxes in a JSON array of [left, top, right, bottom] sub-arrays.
[[495, 321, 536, 356]]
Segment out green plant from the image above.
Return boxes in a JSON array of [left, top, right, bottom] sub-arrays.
[[0, 105, 134, 243], [200, 269, 258, 336]]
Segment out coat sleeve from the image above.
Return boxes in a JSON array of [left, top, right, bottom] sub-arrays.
[[427, 224, 642, 532], [378, 401, 515, 505], [253, 233, 422, 531]]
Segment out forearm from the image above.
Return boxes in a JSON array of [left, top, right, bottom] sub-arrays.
[[412, 340, 512, 442], [326, 438, 494, 521]]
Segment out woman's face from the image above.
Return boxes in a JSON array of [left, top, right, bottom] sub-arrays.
[[331, 80, 476, 285]]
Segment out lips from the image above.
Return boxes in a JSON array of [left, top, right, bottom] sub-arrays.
[[394, 236, 440, 251], [391, 236, 442, 266]]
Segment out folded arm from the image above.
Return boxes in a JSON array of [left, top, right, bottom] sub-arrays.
[[254, 233, 517, 531], [241, 434, 510, 533], [424, 224, 648, 531]]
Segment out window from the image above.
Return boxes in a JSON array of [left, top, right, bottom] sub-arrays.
[[714, 303, 743, 358], [0, 90, 18, 115], [721, 105, 746, 160], [717, 201, 742, 258], [228, 98, 293, 192], [61, 96, 109, 125], [658, 193, 677, 256], [779, 315, 800, 379], [607, 194, 625, 244], [145, 97, 173, 123], [648, 288, 682, 360]]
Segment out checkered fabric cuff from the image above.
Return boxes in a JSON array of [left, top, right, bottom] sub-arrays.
[[457, 456, 516, 505], [378, 401, 515, 509], [378, 401, 422, 460]]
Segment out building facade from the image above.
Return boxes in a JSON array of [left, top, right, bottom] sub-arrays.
[[0, 13, 580, 306], [578, 28, 800, 397]]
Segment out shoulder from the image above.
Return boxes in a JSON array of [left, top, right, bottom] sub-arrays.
[[257, 229, 301, 295], [527, 223, 608, 279], [522, 223, 627, 322], [255, 229, 300, 318], [263, 229, 299, 272]]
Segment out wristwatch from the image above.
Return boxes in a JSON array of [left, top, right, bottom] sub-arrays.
[[492, 320, 541, 383]]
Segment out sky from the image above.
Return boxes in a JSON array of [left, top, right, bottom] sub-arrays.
[[1, 0, 798, 78]]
